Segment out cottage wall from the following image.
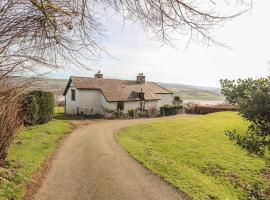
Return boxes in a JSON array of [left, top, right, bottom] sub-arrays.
[[145, 100, 159, 110], [156, 93, 173, 107], [65, 82, 106, 115], [101, 96, 117, 111], [102, 100, 159, 114], [77, 90, 104, 114], [65, 82, 79, 114], [65, 83, 173, 115], [122, 101, 140, 113]]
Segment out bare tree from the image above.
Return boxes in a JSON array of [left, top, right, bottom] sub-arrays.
[[0, 0, 250, 162], [0, 0, 250, 79], [0, 78, 25, 163]]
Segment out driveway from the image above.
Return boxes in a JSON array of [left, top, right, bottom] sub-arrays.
[[34, 117, 188, 200]]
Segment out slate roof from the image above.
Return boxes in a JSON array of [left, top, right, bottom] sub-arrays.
[[63, 76, 172, 102]]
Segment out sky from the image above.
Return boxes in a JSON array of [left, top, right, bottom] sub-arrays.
[[50, 1, 270, 87]]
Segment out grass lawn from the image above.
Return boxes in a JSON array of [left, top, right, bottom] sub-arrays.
[[117, 112, 269, 199], [0, 119, 71, 200], [54, 106, 64, 114]]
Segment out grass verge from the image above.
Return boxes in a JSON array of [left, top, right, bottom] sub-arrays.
[[117, 112, 269, 199], [0, 119, 71, 200], [54, 106, 64, 114]]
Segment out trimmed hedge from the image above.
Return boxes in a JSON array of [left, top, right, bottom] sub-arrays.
[[160, 105, 183, 116], [21, 93, 39, 125], [185, 104, 237, 115], [21, 90, 54, 125]]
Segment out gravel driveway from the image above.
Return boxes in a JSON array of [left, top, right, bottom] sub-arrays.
[[34, 117, 188, 200]]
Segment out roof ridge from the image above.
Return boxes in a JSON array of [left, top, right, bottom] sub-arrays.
[[71, 76, 153, 83], [63, 76, 173, 101]]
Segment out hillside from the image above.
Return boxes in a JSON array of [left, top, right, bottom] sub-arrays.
[[16, 77, 224, 101], [159, 82, 224, 100]]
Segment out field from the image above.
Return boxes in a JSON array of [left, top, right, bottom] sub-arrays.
[[54, 106, 65, 114], [0, 119, 71, 200], [117, 112, 269, 199]]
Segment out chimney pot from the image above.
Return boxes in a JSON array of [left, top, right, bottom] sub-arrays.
[[136, 73, 145, 84], [94, 70, 103, 78]]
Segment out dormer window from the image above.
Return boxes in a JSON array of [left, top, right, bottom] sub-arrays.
[[138, 92, 144, 100]]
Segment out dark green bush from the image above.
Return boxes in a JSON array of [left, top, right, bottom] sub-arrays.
[[34, 91, 54, 124], [128, 109, 138, 117], [221, 77, 270, 156], [21, 94, 39, 125], [21, 90, 54, 125], [160, 105, 183, 116]]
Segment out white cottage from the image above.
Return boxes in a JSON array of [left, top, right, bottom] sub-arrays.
[[63, 72, 173, 115]]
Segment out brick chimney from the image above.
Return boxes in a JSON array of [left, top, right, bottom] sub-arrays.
[[136, 73, 145, 84], [94, 70, 103, 78]]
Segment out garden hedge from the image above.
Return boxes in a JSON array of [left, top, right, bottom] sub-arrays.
[[160, 105, 183, 116], [21, 93, 39, 125], [185, 104, 237, 114], [21, 90, 54, 125]]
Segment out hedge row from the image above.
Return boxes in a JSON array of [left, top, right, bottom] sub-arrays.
[[185, 104, 237, 115], [160, 105, 183, 116], [21, 91, 54, 125]]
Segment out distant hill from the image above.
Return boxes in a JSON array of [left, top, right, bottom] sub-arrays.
[[158, 82, 224, 101], [11, 77, 68, 95], [13, 77, 224, 101]]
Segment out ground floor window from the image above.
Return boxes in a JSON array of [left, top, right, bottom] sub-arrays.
[[117, 101, 124, 110], [71, 89, 76, 101]]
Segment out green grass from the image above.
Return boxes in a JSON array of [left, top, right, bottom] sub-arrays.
[[54, 106, 64, 114], [0, 119, 71, 200], [117, 112, 269, 199]]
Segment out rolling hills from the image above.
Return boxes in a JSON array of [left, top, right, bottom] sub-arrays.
[[16, 77, 224, 101]]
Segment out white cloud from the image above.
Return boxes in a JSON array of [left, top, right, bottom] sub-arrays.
[[52, 1, 269, 87]]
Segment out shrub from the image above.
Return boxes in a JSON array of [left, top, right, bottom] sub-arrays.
[[21, 90, 54, 125], [148, 107, 158, 116], [173, 96, 183, 105], [34, 91, 54, 124], [221, 77, 270, 156], [160, 105, 183, 116], [174, 96, 181, 101], [189, 104, 237, 114], [92, 113, 105, 119], [21, 94, 39, 125], [0, 80, 23, 162], [128, 109, 138, 118]]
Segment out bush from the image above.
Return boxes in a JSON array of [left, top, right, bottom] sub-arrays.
[[160, 105, 183, 116], [148, 107, 159, 116], [35, 91, 54, 124], [21, 90, 54, 125], [21, 94, 39, 125], [128, 109, 138, 118], [221, 77, 270, 156], [188, 104, 237, 115], [0, 80, 23, 162], [173, 96, 183, 105]]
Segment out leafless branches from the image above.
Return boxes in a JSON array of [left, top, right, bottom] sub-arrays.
[[104, 0, 249, 46], [0, 0, 104, 79], [0, 0, 250, 79], [0, 78, 26, 162]]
